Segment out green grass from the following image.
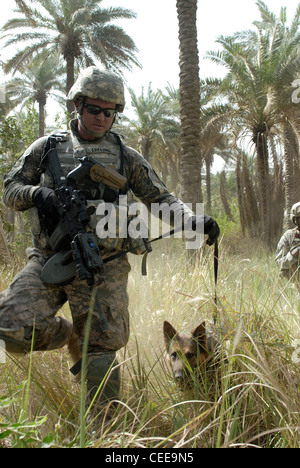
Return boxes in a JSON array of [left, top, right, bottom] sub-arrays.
[[0, 237, 299, 448]]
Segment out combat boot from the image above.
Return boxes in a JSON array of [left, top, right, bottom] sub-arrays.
[[85, 351, 120, 425]]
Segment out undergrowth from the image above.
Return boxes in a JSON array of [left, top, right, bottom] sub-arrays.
[[0, 237, 299, 448]]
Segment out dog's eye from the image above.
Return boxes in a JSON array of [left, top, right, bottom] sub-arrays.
[[171, 352, 177, 361], [185, 352, 195, 359]]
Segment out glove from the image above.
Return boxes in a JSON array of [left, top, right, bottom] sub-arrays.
[[291, 246, 300, 258], [32, 187, 60, 228], [191, 215, 220, 246]]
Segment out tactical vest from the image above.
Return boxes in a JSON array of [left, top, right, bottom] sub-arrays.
[[33, 129, 148, 254], [41, 130, 123, 191]]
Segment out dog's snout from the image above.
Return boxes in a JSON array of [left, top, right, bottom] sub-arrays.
[[174, 369, 184, 380], [175, 375, 183, 381]]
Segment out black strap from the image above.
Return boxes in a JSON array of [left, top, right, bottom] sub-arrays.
[[213, 239, 219, 324], [102, 225, 184, 266], [70, 359, 82, 376]]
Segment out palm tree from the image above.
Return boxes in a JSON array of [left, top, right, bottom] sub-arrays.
[[120, 84, 177, 163], [235, 150, 260, 237], [254, 1, 300, 229], [124, 85, 169, 163], [115, 84, 181, 191], [1, 0, 140, 113], [198, 78, 232, 211], [6, 53, 65, 136], [207, 1, 300, 244], [176, 0, 202, 209]]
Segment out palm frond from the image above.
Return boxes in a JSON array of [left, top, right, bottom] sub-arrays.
[[256, 0, 277, 26], [4, 41, 57, 74], [1, 0, 140, 84]]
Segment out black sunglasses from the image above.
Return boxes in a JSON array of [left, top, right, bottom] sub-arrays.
[[84, 104, 117, 117]]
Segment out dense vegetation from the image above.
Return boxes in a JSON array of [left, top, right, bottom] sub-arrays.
[[0, 0, 299, 448], [0, 241, 299, 448]]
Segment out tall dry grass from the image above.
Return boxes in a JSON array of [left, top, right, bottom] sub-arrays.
[[0, 237, 299, 448]]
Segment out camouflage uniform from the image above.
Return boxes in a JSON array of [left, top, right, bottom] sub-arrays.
[[275, 202, 300, 281], [0, 67, 197, 412], [0, 119, 193, 355], [275, 227, 300, 279]]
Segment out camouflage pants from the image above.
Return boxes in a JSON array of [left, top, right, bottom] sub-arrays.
[[0, 248, 131, 354]]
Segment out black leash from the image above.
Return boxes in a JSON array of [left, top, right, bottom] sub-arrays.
[[102, 225, 185, 272], [213, 239, 219, 324]]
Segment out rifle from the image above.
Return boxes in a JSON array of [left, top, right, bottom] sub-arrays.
[[39, 135, 125, 288]]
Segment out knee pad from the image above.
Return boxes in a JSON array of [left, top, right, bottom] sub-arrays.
[[86, 352, 120, 404]]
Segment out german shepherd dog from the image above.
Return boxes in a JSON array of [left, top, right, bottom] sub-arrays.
[[163, 320, 220, 384]]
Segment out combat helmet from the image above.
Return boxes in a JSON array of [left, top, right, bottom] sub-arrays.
[[68, 66, 125, 112], [290, 202, 300, 224]]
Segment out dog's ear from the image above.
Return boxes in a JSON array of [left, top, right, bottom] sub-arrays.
[[163, 321, 177, 348], [191, 321, 208, 351]]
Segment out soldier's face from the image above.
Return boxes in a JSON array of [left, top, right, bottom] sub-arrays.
[[77, 97, 116, 138]]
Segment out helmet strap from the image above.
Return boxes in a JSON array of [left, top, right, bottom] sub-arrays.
[[75, 97, 114, 139], [78, 114, 106, 138]]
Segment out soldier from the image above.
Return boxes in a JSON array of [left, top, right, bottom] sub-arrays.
[[275, 202, 300, 280], [0, 67, 219, 415]]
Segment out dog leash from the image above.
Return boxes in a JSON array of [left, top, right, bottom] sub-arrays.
[[102, 225, 184, 274], [103, 228, 220, 285], [213, 239, 219, 324]]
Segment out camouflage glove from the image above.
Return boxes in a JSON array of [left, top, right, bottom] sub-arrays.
[[32, 187, 60, 229], [191, 215, 220, 246], [290, 246, 300, 258]]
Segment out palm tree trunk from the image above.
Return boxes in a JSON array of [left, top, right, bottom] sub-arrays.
[[66, 55, 75, 115], [38, 101, 45, 137], [283, 124, 297, 229], [176, 0, 202, 211], [242, 153, 260, 237], [255, 132, 271, 243], [220, 171, 234, 221], [235, 154, 246, 235], [35, 89, 47, 137]]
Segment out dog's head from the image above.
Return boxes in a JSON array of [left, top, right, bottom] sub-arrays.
[[163, 320, 209, 382]]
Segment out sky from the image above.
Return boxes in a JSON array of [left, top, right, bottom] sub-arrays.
[[0, 0, 299, 169], [1, 0, 299, 94]]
